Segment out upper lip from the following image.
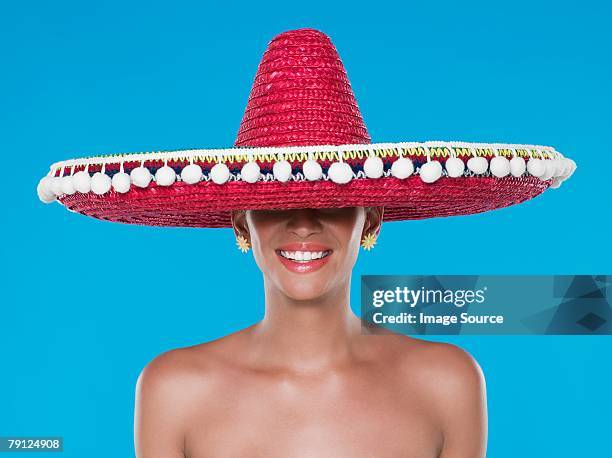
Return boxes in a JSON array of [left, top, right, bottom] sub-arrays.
[[276, 242, 332, 252]]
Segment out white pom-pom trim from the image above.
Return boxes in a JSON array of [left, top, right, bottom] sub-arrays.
[[61, 175, 76, 195], [418, 147, 442, 183], [50, 176, 63, 196], [467, 156, 489, 175], [91, 171, 112, 195], [155, 164, 176, 186], [39, 141, 576, 200], [527, 158, 545, 177], [420, 160, 443, 183], [241, 160, 260, 183], [72, 168, 92, 193], [130, 164, 152, 188], [391, 156, 414, 179], [510, 156, 526, 177], [37, 176, 56, 203], [303, 157, 323, 181], [42, 155, 571, 190], [445, 156, 465, 178], [181, 163, 203, 184], [490, 156, 511, 178], [363, 155, 384, 179], [272, 158, 293, 182], [327, 149, 352, 184], [210, 162, 230, 184], [328, 161, 353, 184], [112, 166, 131, 193]]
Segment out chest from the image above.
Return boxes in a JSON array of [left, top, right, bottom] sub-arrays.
[[184, 376, 441, 457]]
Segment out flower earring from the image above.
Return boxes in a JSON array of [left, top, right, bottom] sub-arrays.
[[361, 232, 377, 251], [236, 234, 251, 253]]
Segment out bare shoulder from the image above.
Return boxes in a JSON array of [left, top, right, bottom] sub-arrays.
[[372, 334, 482, 380], [137, 332, 249, 405], [411, 339, 484, 390], [385, 336, 487, 456], [136, 346, 205, 400], [135, 342, 222, 417], [373, 334, 486, 413], [134, 330, 249, 457], [136, 326, 252, 394], [138, 343, 209, 389]]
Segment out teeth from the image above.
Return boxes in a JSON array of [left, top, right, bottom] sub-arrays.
[[279, 250, 330, 262]]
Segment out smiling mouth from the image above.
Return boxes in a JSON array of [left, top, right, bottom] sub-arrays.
[[276, 250, 332, 262]]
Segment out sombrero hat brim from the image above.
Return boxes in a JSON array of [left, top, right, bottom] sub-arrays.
[[37, 29, 576, 226], [37, 141, 575, 228]]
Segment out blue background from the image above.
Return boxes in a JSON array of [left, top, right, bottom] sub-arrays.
[[1, 1, 611, 456]]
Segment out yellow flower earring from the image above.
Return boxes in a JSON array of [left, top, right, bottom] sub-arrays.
[[361, 232, 378, 251], [236, 234, 251, 253]]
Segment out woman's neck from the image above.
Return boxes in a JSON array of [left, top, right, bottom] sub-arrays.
[[248, 275, 363, 373]]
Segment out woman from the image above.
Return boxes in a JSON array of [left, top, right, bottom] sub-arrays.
[[134, 205, 488, 457], [37, 27, 574, 458]]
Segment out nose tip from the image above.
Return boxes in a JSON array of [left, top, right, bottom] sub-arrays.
[[286, 208, 323, 237]]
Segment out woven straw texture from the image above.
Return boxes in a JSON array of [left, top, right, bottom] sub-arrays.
[[57, 28, 551, 227], [235, 28, 370, 147]]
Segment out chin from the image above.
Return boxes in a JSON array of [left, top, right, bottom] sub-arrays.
[[277, 276, 329, 301], [281, 283, 332, 302]]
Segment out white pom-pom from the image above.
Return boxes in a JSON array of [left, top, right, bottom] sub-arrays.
[[112, 172, 131, 193], [303, 159, 323, 181], [419, 160, 443, 183], [539, 160, 555, 181], [273, 160, 292, 182], [527, 158, 545, 177], [38, 175, 54, 195], [558, 158, 572, 178], [548, 159, 559, 177], [445, 157, 465, 178], [549, 178, 563, 189], [390, 157, 414, 179], [37, 177, 56, 203], [564, 159, 577, 179], [510, 157, 526, 177], [50, 176, 63, 196], [363, 156, 384, 178], [328, 162, 353, 184], [155, 165, 176, 186], [72, 170, 91, 193], [467, 156, 488, 174], [551, 159, 565, 178], [60, 176, 76, 195], [490, 156, 511, 178], [210, 163, 231, 184], [90, 172, 112, 195], [130, 166, 152, 188], [241, 161, 260, 183], [181, 164, 202, 184]]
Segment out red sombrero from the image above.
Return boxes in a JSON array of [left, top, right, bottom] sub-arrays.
[[37, 28, 576, 228]]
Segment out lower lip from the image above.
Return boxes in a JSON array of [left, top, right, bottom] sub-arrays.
[[276, 251, 332, 274]]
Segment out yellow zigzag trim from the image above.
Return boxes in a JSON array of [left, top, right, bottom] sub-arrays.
[[49, 143, 557, 172]]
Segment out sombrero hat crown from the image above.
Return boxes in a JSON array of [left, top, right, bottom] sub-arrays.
[[235, 28, 371, 148]]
